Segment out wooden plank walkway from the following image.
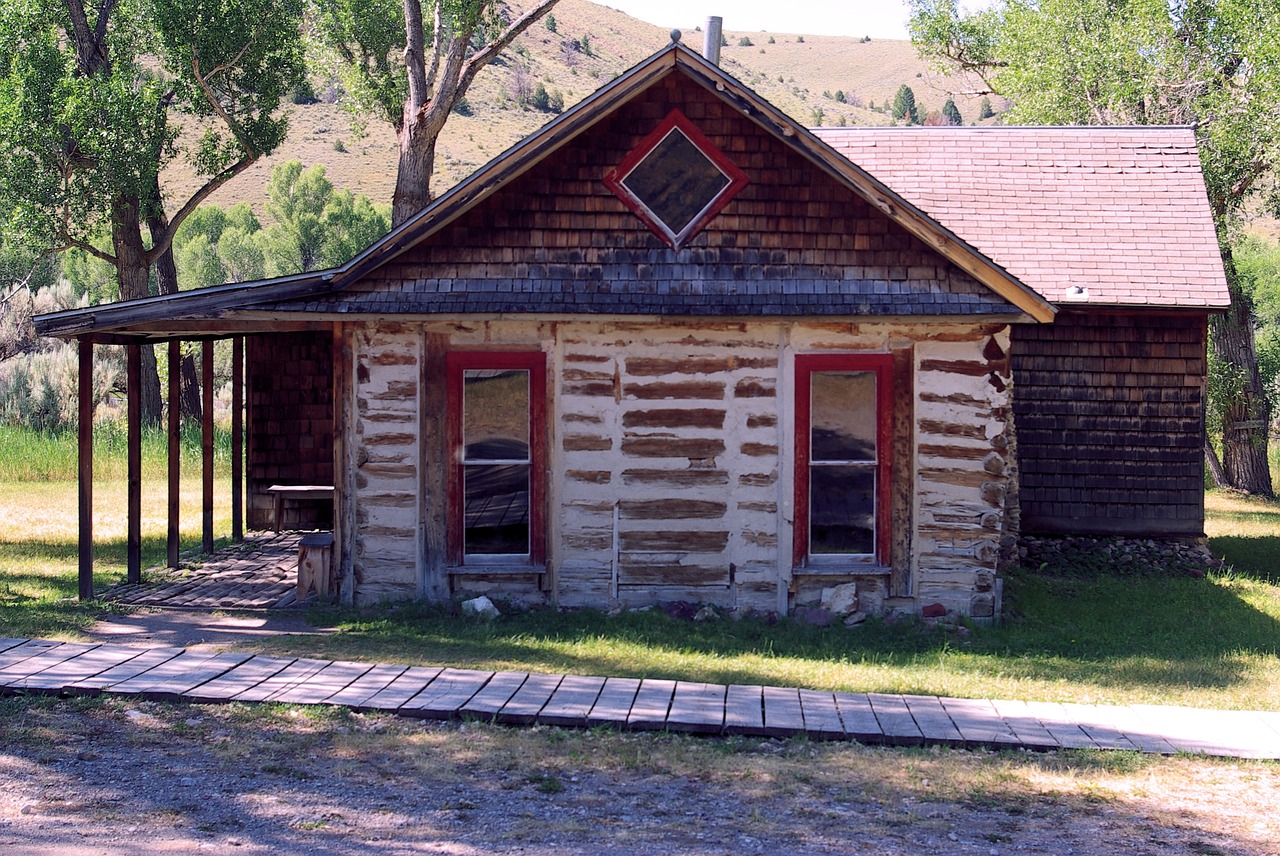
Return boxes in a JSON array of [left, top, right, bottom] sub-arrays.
[[2, 639, 1278, 759]]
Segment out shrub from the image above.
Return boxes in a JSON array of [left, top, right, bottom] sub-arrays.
[[332, 139, 347, 153], [738, 36, 753, 46], [942, 98, 963, 126], [531, 82, 550, 112], [453, 97, 473, 116], [796, 35, 805, 43], [544, 13, 556, 33], [289, 79, 318, 105], [979, 96, 995, 119]]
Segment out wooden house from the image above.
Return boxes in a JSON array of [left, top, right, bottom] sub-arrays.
[[35, 39, 1228, 618]]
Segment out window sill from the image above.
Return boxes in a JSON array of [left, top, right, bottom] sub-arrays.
[[447, 564, 545, 576], [792, 564, 892, 577]]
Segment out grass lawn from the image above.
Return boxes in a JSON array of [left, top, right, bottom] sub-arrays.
[[2, 452, 1278, 710]]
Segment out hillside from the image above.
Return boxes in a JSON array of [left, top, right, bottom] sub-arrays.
[[161, 0, 989, 216]]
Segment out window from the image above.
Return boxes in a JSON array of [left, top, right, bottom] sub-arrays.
[[793, 354, 893, 567], [604, 109, 747, 250], [446, 352, 546, 565]]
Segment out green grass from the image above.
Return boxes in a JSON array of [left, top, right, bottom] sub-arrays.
[[0, 422, 233, 482], [1, 423, 1278, 710]]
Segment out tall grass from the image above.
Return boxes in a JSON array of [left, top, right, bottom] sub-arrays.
[[0, 422, 233, 482]]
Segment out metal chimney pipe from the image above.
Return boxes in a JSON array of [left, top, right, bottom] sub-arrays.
[[704, 16, 722, 65]]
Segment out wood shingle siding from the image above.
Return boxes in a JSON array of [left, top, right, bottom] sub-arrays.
[[1011, 311, 1207, 537], [246, 332, 333, 530]]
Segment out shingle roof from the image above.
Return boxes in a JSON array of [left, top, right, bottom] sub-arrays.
[[814, 127, 1229, 309]]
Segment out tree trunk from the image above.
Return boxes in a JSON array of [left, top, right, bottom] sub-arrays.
[[1204, 434, 1227, 488], [392, 116, 440, 226], [112, 197, 162, 425], [1211, 253, 1273, 496], [148, 204, 202, 424]]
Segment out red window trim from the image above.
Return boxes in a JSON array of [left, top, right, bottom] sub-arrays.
[[793, 354, 894, 567], [445, 351, 547, 566], [603, 108, 748, 251]]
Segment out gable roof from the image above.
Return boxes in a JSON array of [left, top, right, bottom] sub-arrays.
[[814, 126, 1229, 309], [37, 40, 1224, 341]]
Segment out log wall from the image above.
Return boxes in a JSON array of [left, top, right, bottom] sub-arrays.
[[342, 318, 1015, 616], [246, 331, 334, 529], [1011, 311, 1207, 537]]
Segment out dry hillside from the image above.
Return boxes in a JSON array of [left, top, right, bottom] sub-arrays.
[[162, 0, 990, 216]]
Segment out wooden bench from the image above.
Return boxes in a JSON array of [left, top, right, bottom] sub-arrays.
[[265, 484, 334, 531]]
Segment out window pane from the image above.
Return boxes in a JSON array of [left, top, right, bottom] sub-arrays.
[[810, 466, 875, 555], [811, 371, 876, 462], [464, 370, 529, 461], [464, 463, 530, 554], [621, 129, 731, 237]]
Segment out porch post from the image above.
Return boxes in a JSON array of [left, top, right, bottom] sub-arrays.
[[126, 343, 141, 584], [202, 340, 214, 553], [232, 335, 244, 541], [167, 340, 181, 568], [77, 339, 94, 600]]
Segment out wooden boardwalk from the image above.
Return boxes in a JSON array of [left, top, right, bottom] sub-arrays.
[[96, 532, 304, 610], [2, 638, 1278, 759]]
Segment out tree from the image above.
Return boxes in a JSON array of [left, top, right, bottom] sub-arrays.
[[979, 96, 994, 119], [0, 0, 306, 423], [892, 84, 920, 124], [314, 0, 560, 226], [909, 0, 1280, 495], [942, 98, 963, 125]]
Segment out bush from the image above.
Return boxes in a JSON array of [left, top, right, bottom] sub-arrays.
[[531, 83, 550, 112], [453, 97, 473, 116], [289, 79, 318, 105], [738, 36, 753, 46], [796, 35, 805, 43], [979, 96, 995, 119], [942, 98, 963, 126], [332, 139, 347, 153], [544, 13, 556, 33]]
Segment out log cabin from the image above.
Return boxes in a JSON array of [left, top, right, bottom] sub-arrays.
[[35, 37, 1228, 618]]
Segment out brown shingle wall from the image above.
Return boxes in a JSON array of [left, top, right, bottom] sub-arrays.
[[246, 332, 334, 530], [1011, 311, 1206, 536]]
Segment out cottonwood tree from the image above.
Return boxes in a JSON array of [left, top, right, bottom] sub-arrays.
[[910, 0, 1280, 495], [0, 0, 305, 423], [313, 0, 559, 226]]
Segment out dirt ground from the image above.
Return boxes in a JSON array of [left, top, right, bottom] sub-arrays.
[[1, 692, 1277, 856]]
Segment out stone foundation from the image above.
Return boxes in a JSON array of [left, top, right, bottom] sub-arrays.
[[1017, 535, 1220, 577]]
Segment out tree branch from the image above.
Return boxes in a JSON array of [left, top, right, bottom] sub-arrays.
[[144, 155, 258, 262], [454, 0, 559, 102], [190, 50, 256, 157]]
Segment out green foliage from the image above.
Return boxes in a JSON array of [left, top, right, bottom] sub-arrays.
[[796, 35, 805, 43], [544, 12, 556, 33], [579, 34, 593, 56], [941, 97, 963, 126], [310, 0, 408, 128], [979, 95, 994, 118], [738, 36, 753, 47], [834, 89, 846, 103], [531, 82, 550, 111], [892, 84, 919, 123]]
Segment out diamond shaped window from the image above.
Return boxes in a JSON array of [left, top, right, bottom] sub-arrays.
[[604, 110, 747, 250]]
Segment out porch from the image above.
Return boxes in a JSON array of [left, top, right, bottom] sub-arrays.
[[96, 531, 305, 610]]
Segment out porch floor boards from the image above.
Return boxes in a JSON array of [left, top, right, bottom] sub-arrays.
[[96, 531, 305, 610], [2, 637, 1278, 759]]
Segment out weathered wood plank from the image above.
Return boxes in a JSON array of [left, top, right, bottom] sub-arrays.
[[64, 647, 185, 696], [0, 643, 99, 686], [106, 652, 250, 701], [0, 640, 64, 675], [1018, 701, 1100, 749], [901, 695, 965, 747], [988, 698, 1061, 750], [724, 685, 764, 735], [495, 672, 564, 725], [322, 663, 410, 708], [184, 656, 297, 703], [1054, 702, 1140, 751], [867, 693, 924, 745], [536, 674, 606, 727], [833, 692, 884, 742], [356, 666, 444, 712], [11, 645, 146, 694], [761, 686, 805, 738], [586, 677, 641, 727], [940, 697, 1023, 748], [626, 679, 675, 731], [1086, 704, 1177, 755], [666, 682, 726, 734], [798, 690, 845, 740], [400, 668, 494, 719], [268, 661, 376, 706], [233, 658, 333, 703], [0, 639, 29, 655], [461, 671, 528, 721]]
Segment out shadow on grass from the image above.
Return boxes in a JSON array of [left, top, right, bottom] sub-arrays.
[[1210, 536, 1280, 583]]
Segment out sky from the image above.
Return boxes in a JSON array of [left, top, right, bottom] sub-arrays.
[[599, 0, 917, 40]]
